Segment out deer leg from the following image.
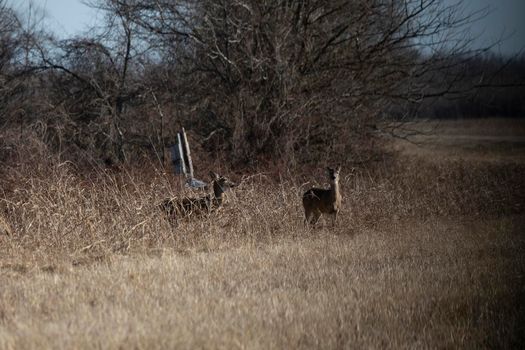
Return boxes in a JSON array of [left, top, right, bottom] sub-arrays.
[[304, 210, 312, 227], [310, 212, 321, 226], [332, 211, 338, 227]]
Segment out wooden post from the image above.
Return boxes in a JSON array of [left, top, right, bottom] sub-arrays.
[[175, 132, 187, 175], [180, 127, 194, 179]]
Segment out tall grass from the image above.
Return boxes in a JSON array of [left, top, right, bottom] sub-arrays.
[[2, 151, 522, 259], [1, 131, 524, 349]]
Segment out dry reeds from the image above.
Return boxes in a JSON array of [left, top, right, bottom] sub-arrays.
[[0, 131, 524, 349]]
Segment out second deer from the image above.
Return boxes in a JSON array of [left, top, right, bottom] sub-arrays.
[[302, 167, 342, 227], [161, 171, 237, 224]]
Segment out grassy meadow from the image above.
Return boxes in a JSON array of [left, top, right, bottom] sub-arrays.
[[1, 118, 524, 349]]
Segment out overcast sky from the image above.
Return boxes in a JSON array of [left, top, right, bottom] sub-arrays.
[[12, 0, 525, 56], [448, 0, 525, 55]]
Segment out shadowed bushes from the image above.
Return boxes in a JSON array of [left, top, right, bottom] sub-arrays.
[[1, 132, 523, 262]]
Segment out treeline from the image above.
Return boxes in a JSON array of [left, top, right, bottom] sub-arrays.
[[419, 53, 525, 119], [0, 0, 523, 168]]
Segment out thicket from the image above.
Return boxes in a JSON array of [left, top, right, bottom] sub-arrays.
[[0, 0, 523, 168]]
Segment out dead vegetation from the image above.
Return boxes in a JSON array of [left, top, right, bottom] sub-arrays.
[[0, 121, 524, 349], [0, 215, 11, 236], [1, 0, 524, 346]]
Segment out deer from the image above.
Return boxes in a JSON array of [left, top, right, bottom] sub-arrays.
[[160, 171, 237, 224], [302, 166, 342, 227]]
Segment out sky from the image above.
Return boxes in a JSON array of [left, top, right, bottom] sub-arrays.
[[12, 0, 102, 36], [11, 0, 525, 56], [451, 0, 525, 55]]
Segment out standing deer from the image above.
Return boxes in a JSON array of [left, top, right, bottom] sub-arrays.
[[302, 167, 342, 227], [161, 171, 237, 224]]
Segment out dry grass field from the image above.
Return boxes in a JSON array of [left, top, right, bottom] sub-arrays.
[[1, 118, 524, 349], [389, 118, 525, 164]]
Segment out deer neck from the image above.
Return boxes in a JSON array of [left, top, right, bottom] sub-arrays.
[[330, 179, 340, 200]]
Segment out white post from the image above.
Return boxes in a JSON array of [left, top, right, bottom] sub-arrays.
[[181, 127, 194, 179], [176, 132, 187, 175]]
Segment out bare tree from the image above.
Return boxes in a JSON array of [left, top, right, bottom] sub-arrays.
[[28, 0, 155, 164], [0, 0, 56, 135], [116, 0, 496, 165], [0, 0, 21, 125], [3, 0, 513, 167]]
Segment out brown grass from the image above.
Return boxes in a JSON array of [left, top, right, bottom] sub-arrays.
[[389, 118, 525, 164], [0, 123, 524, 349]]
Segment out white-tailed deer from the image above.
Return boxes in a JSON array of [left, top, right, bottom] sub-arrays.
[[302, 167, 342, 227], [161, 171, 237, 224]]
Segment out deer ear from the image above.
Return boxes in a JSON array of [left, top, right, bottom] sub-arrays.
[[209, 171, 219, 179]]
